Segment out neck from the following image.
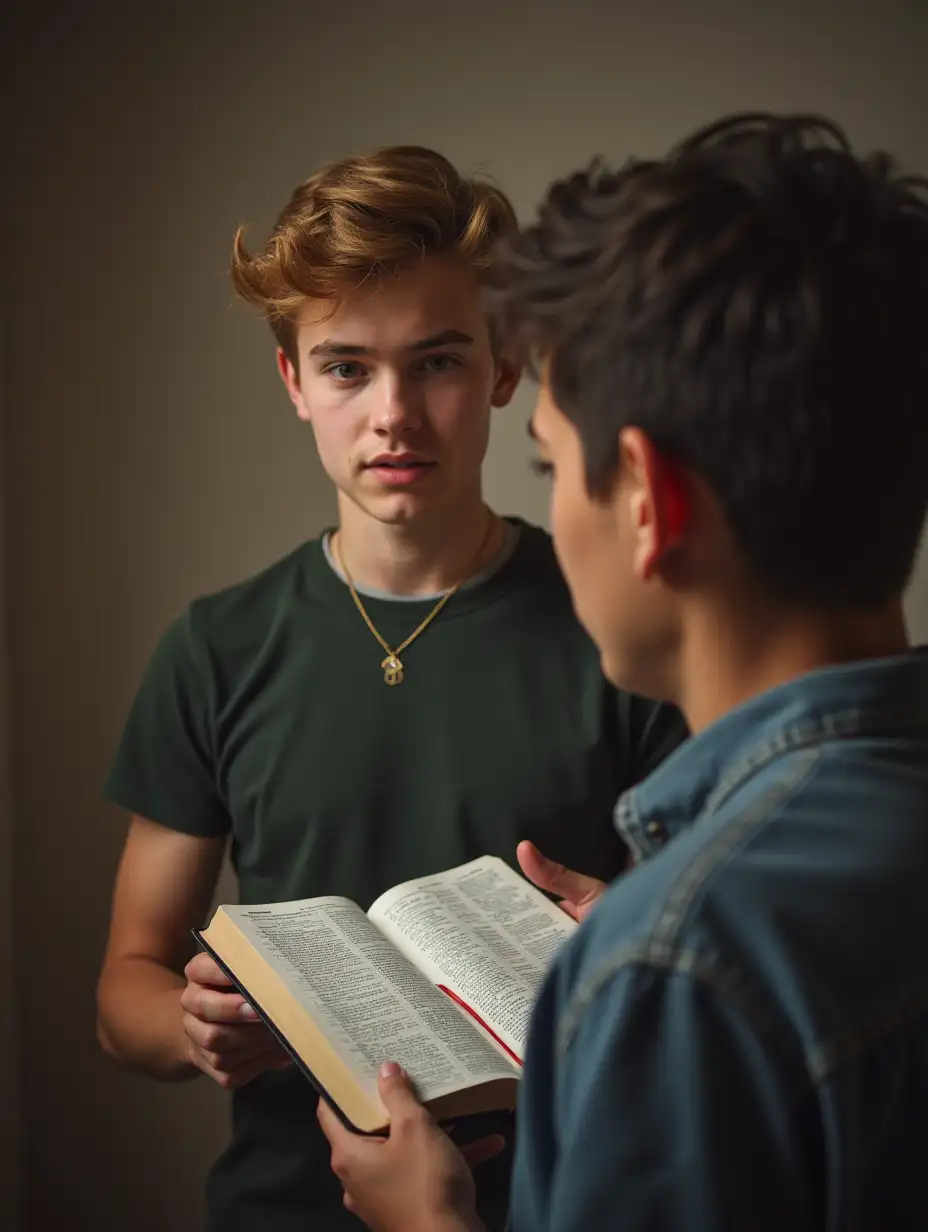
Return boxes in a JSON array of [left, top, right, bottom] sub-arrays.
[[333, 493, 500, 597], [673, 595, 910, 735]]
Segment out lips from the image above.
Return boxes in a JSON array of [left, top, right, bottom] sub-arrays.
[[367, 454, 432, 469], [364, 454, 436, 486]]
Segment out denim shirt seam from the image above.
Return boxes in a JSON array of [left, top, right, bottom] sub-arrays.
[[621, 705, 928, 862], [613, 792, 649, 863], [558, 747, 822, 1064], [645, 745, 822, 953], [554, 943, 809, 1100], [705, 704, 928, 816]]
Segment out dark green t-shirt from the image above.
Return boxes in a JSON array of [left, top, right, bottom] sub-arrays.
[[105, 519, 686, 1232]]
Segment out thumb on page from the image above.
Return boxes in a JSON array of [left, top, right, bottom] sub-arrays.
[[378, 1062, 427, 1124], [516, 840, 607, 923]]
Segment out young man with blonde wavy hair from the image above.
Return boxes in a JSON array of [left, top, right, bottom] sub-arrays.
[[95, 146, 684, 1231]]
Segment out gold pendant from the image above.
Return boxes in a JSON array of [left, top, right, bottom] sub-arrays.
[[382, 655, 404, 686]]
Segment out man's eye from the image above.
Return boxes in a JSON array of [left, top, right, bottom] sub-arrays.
[[531, 458, 554, 477], [420, 354, 461, 374], [325, 362, 365, 381]]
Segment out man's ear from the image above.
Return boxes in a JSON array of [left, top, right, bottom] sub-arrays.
[[490, 352, 522, 409], [277, 348, 311, 422], [620, 427, 691, 582]]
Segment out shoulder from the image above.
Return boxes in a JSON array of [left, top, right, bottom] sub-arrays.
[[552, 735, 928, 1063], [507, 517, 556, 556], [180, 538, 317, 659], [188, 539, 314, 633], [551, 747, 829, 1051], [486, 518, 591, 647], [139, 539, 318, 693], [503, 518, 688, 775], [505, 518, 567, 588], [494, 518, 566, 597]]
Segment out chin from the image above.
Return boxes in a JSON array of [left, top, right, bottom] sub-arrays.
[[369, 482, 471, 527], [347, 487, 429, 523], [377, 495, 439, 525], [599, 648, 627, 691], [600, 645, 669, 703]]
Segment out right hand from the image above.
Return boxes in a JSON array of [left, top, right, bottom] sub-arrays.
[[180, 952, 292, 1089], [318, 1062, 496, 1232], [516, 840, 609, 925]]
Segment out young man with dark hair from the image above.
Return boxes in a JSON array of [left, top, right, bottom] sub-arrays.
[[94, 145, 684, 1231], [319, 114, 928, 1231]]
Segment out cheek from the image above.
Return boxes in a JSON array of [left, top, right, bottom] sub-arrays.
[[549, 483, 580, 570], [304, 417, 360, 490], [305, 391, 364, 454], [550, 481, 597, 598], [429, 377, 492, 442], [550, 479, 621, 645]]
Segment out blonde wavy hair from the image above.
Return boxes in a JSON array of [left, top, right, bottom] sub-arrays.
[[231, 145, 517, 367]]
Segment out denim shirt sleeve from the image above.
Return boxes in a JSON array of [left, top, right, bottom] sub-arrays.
[[516, 961, 819, 1232]]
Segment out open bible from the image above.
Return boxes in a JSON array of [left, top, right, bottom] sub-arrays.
[[194, 855, 576, 1133]]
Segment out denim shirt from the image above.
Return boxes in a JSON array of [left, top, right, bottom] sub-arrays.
[[511, 651, 928, 1232]]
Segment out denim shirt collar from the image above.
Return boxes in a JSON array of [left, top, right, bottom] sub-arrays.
[[615, 648, 928, 863]]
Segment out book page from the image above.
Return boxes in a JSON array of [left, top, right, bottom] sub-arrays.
[[224, 897, 518, 1104], [368, 857, 576, 1061]]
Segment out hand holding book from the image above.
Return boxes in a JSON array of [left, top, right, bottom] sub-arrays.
[[316, 848, 612, 1231], [180, 951, 293, 1089], [318, 1060, 494, 1232], [195, 853, 581, 1132]]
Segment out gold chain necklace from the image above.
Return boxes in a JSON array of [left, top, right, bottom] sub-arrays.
[[333, 516, 498, 686]]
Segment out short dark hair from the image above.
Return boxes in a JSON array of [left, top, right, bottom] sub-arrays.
[[491, 113, 928, 608]]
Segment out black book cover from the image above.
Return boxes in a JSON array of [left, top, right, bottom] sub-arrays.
[[191, 927, 380, 1136]]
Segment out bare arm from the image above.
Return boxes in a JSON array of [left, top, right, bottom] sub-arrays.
[[96, 815, 225, 1080], [97, 815, 292, 1087]]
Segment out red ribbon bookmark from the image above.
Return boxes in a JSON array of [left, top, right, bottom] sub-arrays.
[[438, 985, 523, 1067]]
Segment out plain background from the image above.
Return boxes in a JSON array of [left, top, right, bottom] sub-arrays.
[[3, 1, 927, 1227]]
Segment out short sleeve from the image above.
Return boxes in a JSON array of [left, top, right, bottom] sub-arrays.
[[103, 607, 231, 837]]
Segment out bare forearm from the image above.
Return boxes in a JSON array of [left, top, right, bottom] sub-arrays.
[[97, 957, 196, 1081]]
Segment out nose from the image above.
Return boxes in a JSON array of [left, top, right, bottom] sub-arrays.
[[372, 374, 422, 435]]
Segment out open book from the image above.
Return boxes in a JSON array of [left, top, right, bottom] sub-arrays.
[[194, 855, 576, 1134]]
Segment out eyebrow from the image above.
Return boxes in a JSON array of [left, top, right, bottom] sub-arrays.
[[309, 329, 475, 359], [527, 419, 539, 441]]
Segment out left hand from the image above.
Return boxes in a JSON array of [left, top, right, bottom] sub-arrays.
[[317, 1061, 502, 1232], [517, 839, 609, 923]]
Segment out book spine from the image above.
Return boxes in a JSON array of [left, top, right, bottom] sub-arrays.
[[190, 929, 380, 1136]]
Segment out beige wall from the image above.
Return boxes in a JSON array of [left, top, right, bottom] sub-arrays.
[[5, 1, 926, 1227]]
